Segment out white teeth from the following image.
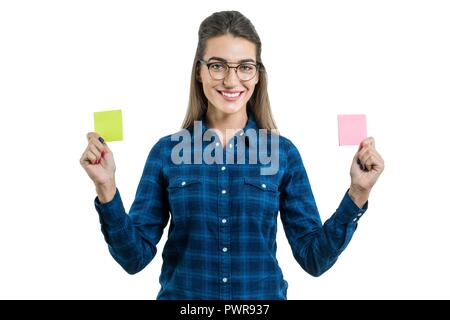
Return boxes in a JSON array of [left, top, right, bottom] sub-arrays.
[[221, 91, 241, 98]]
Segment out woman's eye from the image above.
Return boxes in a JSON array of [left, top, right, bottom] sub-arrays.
[[210, 63, 225, 71], [239, 65, 254, 72]]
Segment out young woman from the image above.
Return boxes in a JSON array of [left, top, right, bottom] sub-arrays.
[[80, 11, 384, 299]]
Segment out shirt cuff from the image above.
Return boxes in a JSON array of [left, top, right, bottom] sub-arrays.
[[335, 190, 368, 224], [94, 188, 127, 227]]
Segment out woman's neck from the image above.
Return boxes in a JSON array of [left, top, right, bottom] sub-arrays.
[[205, 107, 248, 147]]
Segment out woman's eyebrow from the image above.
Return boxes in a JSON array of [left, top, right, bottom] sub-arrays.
[[207, 56, 256, 63]]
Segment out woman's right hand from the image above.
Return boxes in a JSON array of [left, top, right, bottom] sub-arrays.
[[80, 132, 117, 203]]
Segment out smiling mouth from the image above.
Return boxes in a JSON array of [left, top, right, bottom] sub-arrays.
[[217, 90, 244, 98]]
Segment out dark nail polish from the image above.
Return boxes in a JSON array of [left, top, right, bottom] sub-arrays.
[[99, 137, 105, 144]]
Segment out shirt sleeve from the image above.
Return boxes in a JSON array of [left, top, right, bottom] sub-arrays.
[[279, 141, 367, 277], [94, 139, 170, 274]]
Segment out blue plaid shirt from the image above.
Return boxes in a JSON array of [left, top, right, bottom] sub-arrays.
[[94, 112, 367, 300]]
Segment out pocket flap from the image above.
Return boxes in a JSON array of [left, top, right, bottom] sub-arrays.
[[244, 177, 278, 192], [168, 178, 201, 189]]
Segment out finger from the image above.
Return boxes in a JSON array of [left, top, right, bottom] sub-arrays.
[[85, 150, 98, 164], [360, 151, 376, 171], [364, 154, 384, 173], [352, 149, 366, 171], [358, 146, 370, 159], [358, 137, 379, 162], [372, 149, 384, 165], [86, 132, 100, 142], [90, 138, 106, 155], [361, 154, 376, 171], [80, 152, 89, 166], [361, 150, 384, 172], [361, 137, 375, 149], [88, 144, 101, 160], [86, 132, 110, 154], [368, 152, 385, 172], [359, 148, 373, 165], [357, 148, 371, 170], [100, 139, 111, 154], [356, 158, 365, 171]]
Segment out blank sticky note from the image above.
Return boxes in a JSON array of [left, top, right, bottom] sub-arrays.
[[94, 109, 123, 142], [337, 114, 367, 146]]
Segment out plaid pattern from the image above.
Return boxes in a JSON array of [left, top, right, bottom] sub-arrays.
[[95, 111, 367, 300]]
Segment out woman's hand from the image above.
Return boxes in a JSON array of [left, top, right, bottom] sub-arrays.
[[80, 132, 117, 203], [349, 137, 385, 208]]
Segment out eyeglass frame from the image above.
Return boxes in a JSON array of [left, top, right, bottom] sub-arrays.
[[198, 59, 261, 81]]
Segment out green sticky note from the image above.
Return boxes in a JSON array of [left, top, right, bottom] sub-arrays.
[[93, 109, 123, 142]]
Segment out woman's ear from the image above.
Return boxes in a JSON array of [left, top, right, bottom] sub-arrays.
[[196, 66, 202, 82]]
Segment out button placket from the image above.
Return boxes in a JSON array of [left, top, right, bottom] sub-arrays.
[[217, 163, 231, 298]]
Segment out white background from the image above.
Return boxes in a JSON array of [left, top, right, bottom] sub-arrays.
[[0, 0, 449, 299]]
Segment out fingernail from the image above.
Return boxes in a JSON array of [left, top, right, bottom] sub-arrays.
[[99, 137, 105, 144]]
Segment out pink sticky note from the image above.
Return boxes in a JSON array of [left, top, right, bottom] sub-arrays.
[[337, 114, 367, 146]]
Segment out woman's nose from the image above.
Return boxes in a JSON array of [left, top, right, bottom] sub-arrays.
[[223, 68, 240, 86]]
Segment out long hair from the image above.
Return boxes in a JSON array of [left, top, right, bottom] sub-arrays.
[[181, 11, 277, 131]]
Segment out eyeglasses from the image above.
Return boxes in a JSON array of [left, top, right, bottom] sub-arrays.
[[199, 59, 260, 81]]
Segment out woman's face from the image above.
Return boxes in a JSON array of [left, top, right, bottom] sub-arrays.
[[199, 34, 259, 116]]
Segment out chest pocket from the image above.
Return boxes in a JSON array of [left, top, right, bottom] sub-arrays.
[[167, 178, 202, 222], [242, 177, 280, 217]]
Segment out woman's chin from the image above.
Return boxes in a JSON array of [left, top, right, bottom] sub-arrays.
[[214, 102, 246, 114]]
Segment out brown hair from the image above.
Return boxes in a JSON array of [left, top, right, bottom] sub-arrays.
[[181, 11, 277, 131]]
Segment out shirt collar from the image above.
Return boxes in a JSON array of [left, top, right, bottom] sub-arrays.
[[199, 109, 259, 149]]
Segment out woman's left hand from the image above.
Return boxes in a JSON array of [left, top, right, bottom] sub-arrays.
[[349, 137, 385, 207]]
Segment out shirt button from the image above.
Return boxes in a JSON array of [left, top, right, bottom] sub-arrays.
[[353, 218, 358, 222], [222, 247, 228, 252], [215, 142, 220, 147], [221, 218, 227, 224], [261, 183, 266, 189], [239, 131, 244, 136], [221, 189, 227, 194], [357, 213, 363, 217], [222, 277, 228, 283], [229, 143, 233, 148], [181, 181, 186, 186], [221, 166, 226, 171]]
